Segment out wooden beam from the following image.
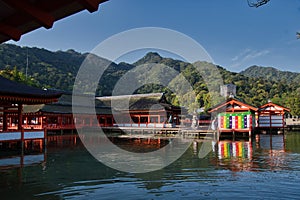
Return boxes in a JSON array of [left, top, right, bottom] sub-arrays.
[[0, 22, 22, 41], [79, 0, 107, 12], [18, 104, 23, 131], [3, 0, 55, 29], [0, 109, 18, 113], [3, 110, 8, 131]]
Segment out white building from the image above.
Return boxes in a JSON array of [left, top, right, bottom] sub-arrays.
[[220, 84, 236, 98]]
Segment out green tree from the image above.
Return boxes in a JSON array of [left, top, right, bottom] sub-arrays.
[[0, 66, 39, 87]]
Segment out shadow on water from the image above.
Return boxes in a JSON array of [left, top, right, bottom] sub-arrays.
[[108, 137, 170, 153], [0, 131, 300, 199]]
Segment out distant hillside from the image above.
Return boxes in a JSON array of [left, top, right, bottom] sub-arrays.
[[128, 53, 299, 115], [0, 44, 85, 90], [0, 43, 134, 94], [240, 65, 300, 84], [0, 44, 299, 115]]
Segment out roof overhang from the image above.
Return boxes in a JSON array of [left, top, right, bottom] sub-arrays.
[[0, 76, 63, 104], [259, 102, 290, 113], [209, 98, 258, 113], [0, 0, 108, 43]]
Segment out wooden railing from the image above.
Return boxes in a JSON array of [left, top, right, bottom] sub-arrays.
[[0, 130, 45, 142]]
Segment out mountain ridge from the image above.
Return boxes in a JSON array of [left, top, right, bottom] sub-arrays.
[[240, 65, 300, 83], [0, 43, 299, 115]]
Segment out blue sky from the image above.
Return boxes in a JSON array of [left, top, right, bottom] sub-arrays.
[[9, 0, 300, 72]]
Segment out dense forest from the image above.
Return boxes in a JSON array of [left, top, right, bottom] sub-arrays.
[[240, 65, 300, 84], [0, 44, 299, 115]]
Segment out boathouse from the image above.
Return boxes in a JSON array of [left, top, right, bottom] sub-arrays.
[[208, 97, 258, 138], [257, 101, 290, 130], [97, 93, 183, 128], [0, 76, 62, 142]]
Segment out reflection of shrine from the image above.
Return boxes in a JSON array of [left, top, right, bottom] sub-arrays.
[[214, 134, 289, 172], [214, 141, 254, 171], [0, 153, 45, 170], [255, 134, 285, 151], [210, 140, 254, 172], [217, 141, 252, 159], [0, 141, 45, 177], [255, 134, 288, 171], [108, 137, 169, 153]]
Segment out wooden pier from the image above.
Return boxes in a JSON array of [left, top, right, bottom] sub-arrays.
[[0, 130, 47, 151], [101, 126, 216, 140]]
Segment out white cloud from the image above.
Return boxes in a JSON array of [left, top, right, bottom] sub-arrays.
[[230, 49, 270, 71], [231, 48, 251, 62]]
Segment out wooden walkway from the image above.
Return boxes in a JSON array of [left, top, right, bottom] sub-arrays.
[[101, 126, 254, 141], [0, 130, 47, 152], [102, 126, 216, 140], [0, 130, 45, 142]]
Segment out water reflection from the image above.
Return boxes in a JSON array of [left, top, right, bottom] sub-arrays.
[[212, 140, 253, 172], [0, 139, 46, 170], [216, 141, 252, 159], [212, 134, 294, 172], [0, 132, 300, 199], [254, 134, 290, 172]]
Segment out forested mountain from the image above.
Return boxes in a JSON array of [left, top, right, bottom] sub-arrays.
[[0, 43, 299, 115], [240, 65, 300, 84], [0, 44, 134, 94], [0, 44, 85, 90], [132, 52, 299, 115]]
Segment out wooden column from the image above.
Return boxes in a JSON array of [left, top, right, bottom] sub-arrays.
[[104, 116, 107, 127], [257, 111, 260, 128], [40, 115, 43, 129], [59, 114, 62, 128], [158, 115, 161, 127], [44, 127, 47, 147], [281, 111, 284, 128], [18, 104, 25, 151], [18, 104, 23, 131], [3, 107, 7, 131], [269, 111, 272, 134]]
